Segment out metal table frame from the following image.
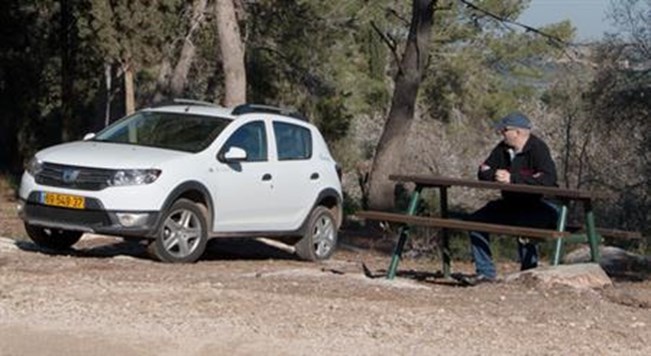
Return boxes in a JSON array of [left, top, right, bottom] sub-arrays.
[[386, 175, 600, 280]]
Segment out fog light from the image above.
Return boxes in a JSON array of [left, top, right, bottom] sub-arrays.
[[16, 201, 24, 214], [116, 213, 149, 227]]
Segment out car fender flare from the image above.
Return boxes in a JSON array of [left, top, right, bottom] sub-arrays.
[[153, 181, 215, 234], [298, 188, 343, 234]]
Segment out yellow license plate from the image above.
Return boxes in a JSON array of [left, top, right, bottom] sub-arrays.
[[42, 192, 85, 209]]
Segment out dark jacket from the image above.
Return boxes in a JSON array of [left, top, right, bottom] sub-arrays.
[[478, 134, 557, 202]]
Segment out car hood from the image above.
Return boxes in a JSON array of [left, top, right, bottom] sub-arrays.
[[35, 141, 190, 169]]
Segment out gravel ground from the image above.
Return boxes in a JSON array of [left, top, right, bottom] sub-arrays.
[[0, 232, 650, 356], [1, 188, 650, 355]]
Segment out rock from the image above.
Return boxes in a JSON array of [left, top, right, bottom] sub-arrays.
[[504, 263, 612, 290], [564, 246, 651, 280], [0, 237, 19, 252]]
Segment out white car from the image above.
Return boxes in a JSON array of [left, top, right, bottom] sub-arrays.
[[18, 101, 343, 263]]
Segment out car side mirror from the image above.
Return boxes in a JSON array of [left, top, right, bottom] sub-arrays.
[[83, 133, 96, 141], [220, 146, 247, 162]]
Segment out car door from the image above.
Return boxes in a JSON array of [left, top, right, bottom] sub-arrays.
[[210, 120, 279, 232], [269, 120, 318, 229]]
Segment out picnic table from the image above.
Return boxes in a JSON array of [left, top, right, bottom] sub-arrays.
[[357, 174, 603, 280]]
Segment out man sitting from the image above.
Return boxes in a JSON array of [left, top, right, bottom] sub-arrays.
[[467, 112, 558, 284]]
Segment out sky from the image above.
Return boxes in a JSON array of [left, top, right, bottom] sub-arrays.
[[519, 0, 615, 41]]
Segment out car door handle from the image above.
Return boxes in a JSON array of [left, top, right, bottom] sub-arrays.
[[262, 173, 272, 181], [310, 173, 319, 180]]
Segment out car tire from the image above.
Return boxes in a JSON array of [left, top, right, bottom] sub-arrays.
[[295, 206, 337, 261], [149, 199, 208, 263], [24, 223, 83, 250]]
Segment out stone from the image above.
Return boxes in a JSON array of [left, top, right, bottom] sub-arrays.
[[504, 263, 612, 290], [0, 237, 19, 252], [564, 245, 651, 280]]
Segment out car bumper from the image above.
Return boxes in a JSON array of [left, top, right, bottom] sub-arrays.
[[19, 194, 160, 238]]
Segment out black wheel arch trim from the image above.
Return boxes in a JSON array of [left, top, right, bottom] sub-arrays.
[[153, 181, 215, 235], [297, 188, 343, 235]]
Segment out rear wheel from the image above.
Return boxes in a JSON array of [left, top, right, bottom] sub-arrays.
[[24, 223, 83, 250], [295, 206, 337, 261], [149, 199, 208, 263]]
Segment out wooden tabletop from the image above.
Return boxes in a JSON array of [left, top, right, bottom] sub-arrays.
[[389, 174, 596, 201]]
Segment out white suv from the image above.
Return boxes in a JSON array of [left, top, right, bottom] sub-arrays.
[[18, 101, 343, 263]]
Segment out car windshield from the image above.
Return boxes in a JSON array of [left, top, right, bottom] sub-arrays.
[[94, 111, 231, 153]]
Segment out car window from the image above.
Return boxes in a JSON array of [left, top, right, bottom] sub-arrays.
[[222, 121, 268, 162], [94, 111, 230, 153], [273, 122, 312, 161]]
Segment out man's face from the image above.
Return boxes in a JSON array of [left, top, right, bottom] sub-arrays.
[[499, 126, 519, 146]]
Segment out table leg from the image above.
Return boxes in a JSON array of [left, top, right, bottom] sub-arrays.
[[583, 200, 600, 262], [439, 187, 451, 278], [552, 203, 569, 266], [386, 186, 422, 280]]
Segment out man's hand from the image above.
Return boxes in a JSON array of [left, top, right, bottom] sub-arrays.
[[495, 169, 511, 183]]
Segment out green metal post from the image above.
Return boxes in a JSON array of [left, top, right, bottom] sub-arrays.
[[552, 203, 568, 266], [386, 187, 422, 280], [584, 201, 600, 262]]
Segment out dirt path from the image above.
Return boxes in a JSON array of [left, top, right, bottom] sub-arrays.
[[1, 234, 650, 356]]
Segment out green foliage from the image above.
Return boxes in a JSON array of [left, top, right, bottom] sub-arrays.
[[85, 0, 184, 65], [422, 1, 574, 123], [245, 0, 395, 145], [311, 96, 352, 143]]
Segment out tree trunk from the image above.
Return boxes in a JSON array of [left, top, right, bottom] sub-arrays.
[[124, 61, 135, 115], [367, 0, 436, 210], [215, 0, 246, 106], [153, 59, 171, 103], [60, 0, 76, 142], [104, 62, 112, 127], [170, 0, 207, 97]]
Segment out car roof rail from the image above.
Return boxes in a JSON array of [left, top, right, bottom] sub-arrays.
[[172, 98, 219, 107], [149, 98, 219, 109], [232, 103, 307, 121]]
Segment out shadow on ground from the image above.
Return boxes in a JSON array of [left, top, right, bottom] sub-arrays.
[[14, 236, 298, 262], [15, 239, 152, 260], [202, 238, 296, 261]]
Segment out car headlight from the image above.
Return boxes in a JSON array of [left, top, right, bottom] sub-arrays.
[[26, 157, 43, 177], [107, 169, 161, 186]]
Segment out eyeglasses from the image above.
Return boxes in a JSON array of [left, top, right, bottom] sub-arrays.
[[499, 127, 516, 134]]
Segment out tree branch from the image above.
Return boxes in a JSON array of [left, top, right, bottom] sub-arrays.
[[370, 20, 401, 70], [385, 8, 409, 26], [457, 0, 596, 66], [457, 0, 568, 47]]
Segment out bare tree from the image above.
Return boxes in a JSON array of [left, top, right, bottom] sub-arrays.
[[171, 0, 208, 97], [216, 0, 246, 106], [367, 0, 436, 210]]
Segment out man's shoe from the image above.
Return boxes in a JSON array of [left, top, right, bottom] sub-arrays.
[[459, 274, 496, 286]]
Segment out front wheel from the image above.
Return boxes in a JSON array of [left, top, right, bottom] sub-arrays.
[[295, 206, 337, 261], [24, 223, 83, 250], [149, 199, 208, 263]]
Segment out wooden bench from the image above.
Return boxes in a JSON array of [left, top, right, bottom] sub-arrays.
[[356, 211, 642, 275], [367, 174, 607, 280], [565, 225, 642, 241], [550, 225, 643, 266], [356, 210, 571, 241]]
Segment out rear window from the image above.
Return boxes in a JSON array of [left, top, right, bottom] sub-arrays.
[[273, 122, 312, 160]]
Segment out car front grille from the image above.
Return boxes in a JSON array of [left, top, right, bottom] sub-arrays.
[[35, 163, 114, 191]]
